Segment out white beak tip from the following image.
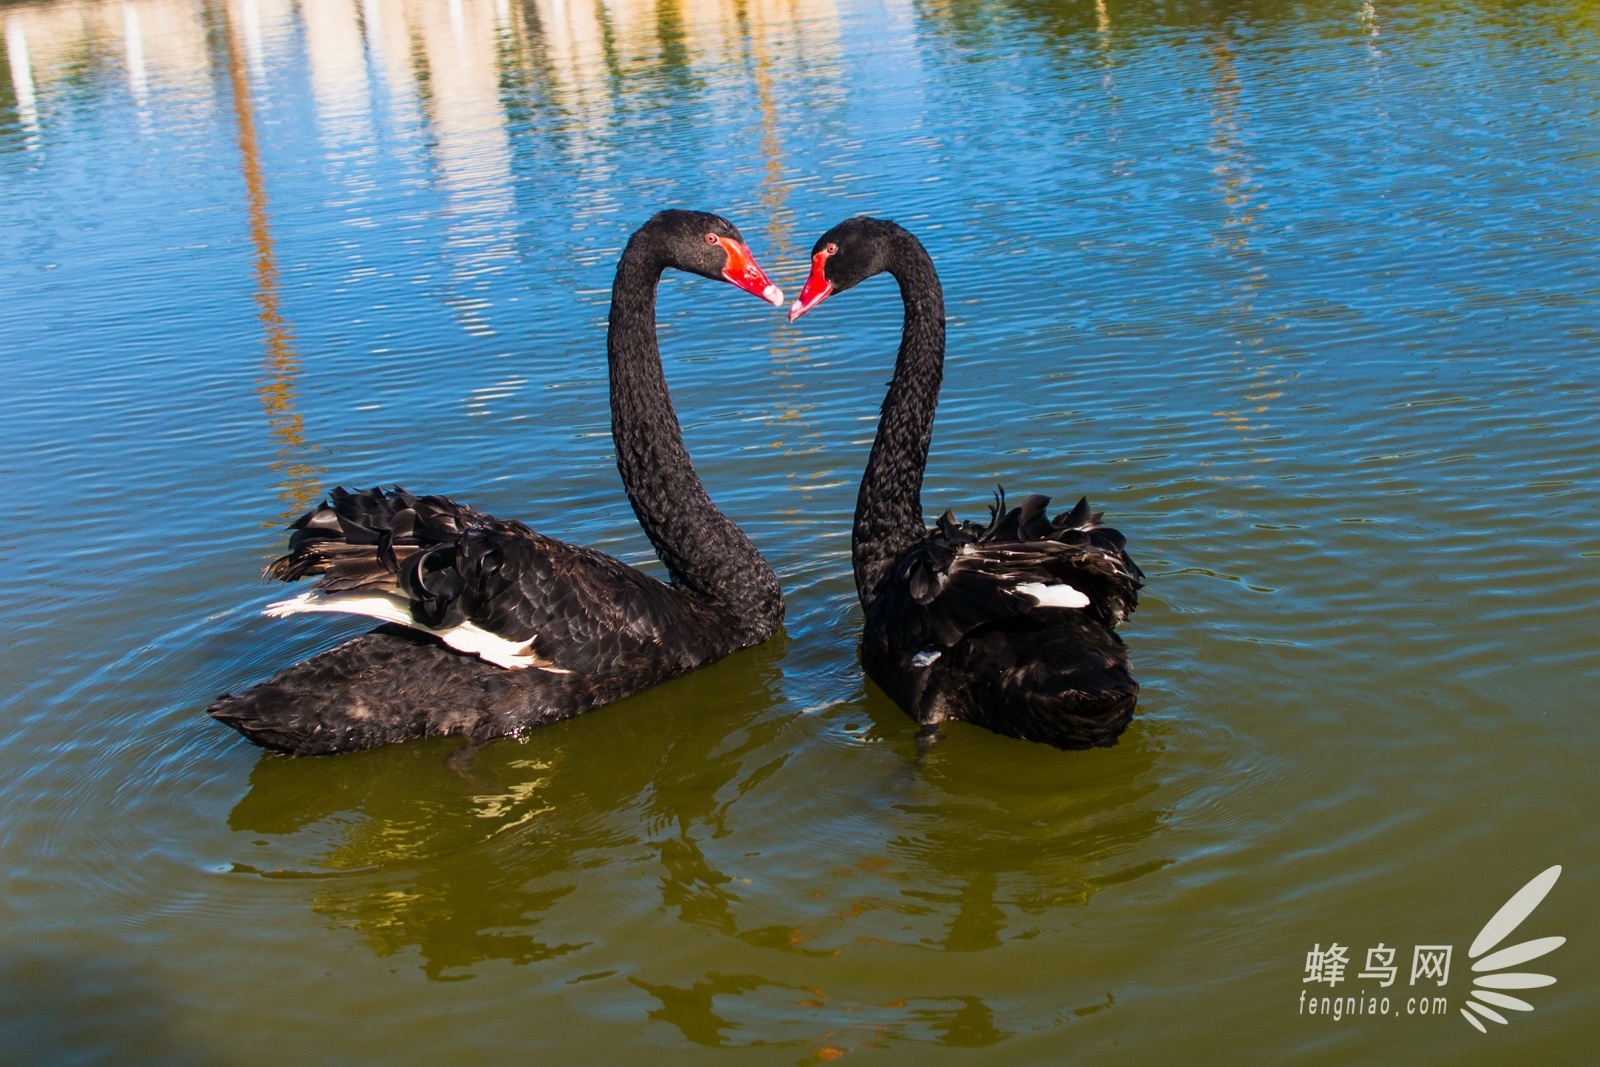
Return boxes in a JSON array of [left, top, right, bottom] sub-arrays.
[[762, 283, 784, 307]]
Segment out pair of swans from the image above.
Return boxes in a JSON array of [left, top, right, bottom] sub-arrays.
[[209, 211, 1143, 756]]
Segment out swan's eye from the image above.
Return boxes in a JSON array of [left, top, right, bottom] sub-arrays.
[[705, 233, 720, 245], [825, 243, 838, 255]]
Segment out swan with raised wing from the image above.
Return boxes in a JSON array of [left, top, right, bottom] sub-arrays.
[[209, 210, 786, 755]]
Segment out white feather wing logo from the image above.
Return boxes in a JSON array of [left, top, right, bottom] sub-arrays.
[[1460, 865, 1565, 1033]]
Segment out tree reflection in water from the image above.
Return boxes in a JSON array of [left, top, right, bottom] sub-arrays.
[[227, 638, 1169, 1050]]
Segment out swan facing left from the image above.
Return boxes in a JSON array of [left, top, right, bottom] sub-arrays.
[[788, 216, 1143, 750], [209, 210, 786, 756]]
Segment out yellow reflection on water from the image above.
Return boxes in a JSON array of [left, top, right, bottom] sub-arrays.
[[224, 0, 326, 523], [740, 0, 826, 498], [1092, 1, 1135, 181], [1205, 34, 1288, 450], [749, 4, 793, 258]]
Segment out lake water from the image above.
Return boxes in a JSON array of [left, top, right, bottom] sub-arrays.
[[1, 0, 1595, 1061]]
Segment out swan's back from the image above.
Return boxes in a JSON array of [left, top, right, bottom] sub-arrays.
[[861, 493, 1142, 748]]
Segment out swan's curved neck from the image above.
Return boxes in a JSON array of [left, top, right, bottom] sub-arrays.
[[853, 233, 945, 607], [608, 237, 782, 633]]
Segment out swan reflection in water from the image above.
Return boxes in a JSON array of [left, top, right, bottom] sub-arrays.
[[227, 643, 1169, 1048], [227, 638, 796, 978]]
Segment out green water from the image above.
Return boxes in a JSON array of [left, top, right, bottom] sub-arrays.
[[0, 0, 1594, 1062]]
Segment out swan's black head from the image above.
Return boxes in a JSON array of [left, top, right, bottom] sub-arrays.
[[787, 216, 908, 321], [636, 209, 784, 307]]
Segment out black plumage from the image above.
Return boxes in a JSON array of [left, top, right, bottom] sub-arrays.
[[209, 210, 786, 755], [880, 491, 1142, 652], [789, 217, 1144, 749]]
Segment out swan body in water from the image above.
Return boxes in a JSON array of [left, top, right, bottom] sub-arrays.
[[789, 216, 1143, 748], [209, 210, 786, 755]]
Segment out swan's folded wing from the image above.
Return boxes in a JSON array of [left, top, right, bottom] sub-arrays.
[[447, 527, 703, 674], [265, 486, 492, 589], [264, 487, 696, 673], [881, 494, 1143, 653]]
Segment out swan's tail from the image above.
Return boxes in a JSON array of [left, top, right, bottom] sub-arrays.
[[265, 485, 482, 592], [261, 487, 563, 670]]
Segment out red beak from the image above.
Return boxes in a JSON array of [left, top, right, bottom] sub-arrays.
[[787, 250, 834, 322], [720, 239, 784, 307]]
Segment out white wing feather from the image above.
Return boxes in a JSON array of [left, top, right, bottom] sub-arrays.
[[264, 590, 555, 671]]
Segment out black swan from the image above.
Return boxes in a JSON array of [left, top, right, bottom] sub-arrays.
[[208, 210, 787, 755], [787, 217, 1143, 748]]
